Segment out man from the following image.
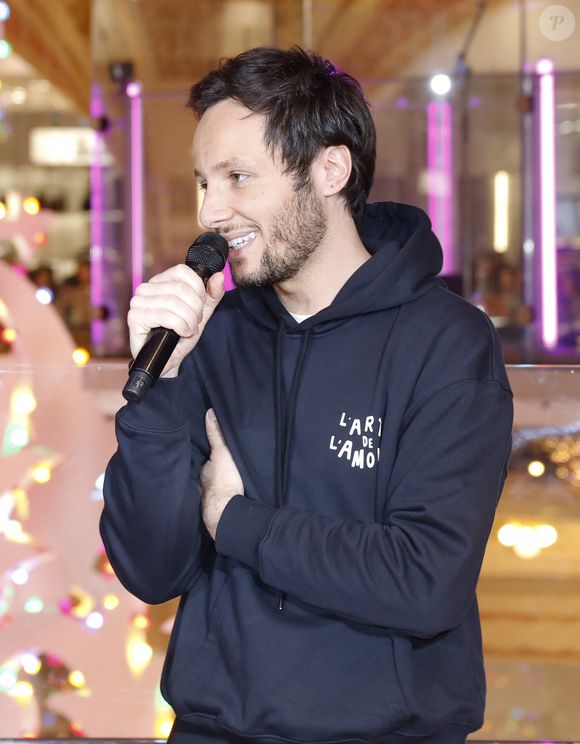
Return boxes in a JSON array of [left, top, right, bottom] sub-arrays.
[[101, 46, 513, 744]]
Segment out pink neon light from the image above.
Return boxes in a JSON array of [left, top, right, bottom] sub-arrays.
[[536, 58, 558, 348], [130, 84, 144, 293], [89, 84, 105, 348], [427, 101, 453, 275]]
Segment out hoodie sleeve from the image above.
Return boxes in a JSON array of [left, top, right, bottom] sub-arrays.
[[215, 322, 513, 638], [100, 359, 210, 605]]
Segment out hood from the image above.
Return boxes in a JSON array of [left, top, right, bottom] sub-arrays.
[[237, 201, 444, 333]]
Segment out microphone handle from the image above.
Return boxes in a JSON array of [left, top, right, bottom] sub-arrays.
[[122, 327, 180, 403]]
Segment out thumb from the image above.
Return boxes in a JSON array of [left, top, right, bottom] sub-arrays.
[[206, 271, 226, 303], [200, 272, 225, 330], [205, 408, 225, 449]]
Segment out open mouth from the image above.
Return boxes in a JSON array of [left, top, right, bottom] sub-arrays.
[[227, 231, 257, 251]]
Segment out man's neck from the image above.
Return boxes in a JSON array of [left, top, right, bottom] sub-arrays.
[[273, 211, 370, 316]]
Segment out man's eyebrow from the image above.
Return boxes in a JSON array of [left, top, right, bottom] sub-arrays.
[[193, 158, 253, 179]]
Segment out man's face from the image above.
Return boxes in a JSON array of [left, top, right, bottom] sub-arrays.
[[192, 99, 327, 287]]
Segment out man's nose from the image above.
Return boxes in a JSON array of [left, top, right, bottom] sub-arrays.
[[198, 186, 233, 229]]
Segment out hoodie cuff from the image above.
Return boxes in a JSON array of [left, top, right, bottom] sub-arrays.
[[215, 495, 276, 570], [117, 373, 190, 432]]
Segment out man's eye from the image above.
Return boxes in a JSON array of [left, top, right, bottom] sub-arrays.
[[232, 173, 249, 183], [197, 182, 207, 191]]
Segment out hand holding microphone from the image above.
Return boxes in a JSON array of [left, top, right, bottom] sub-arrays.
[[122, 232, 229, 403]]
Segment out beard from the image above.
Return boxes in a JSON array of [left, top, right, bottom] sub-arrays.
[[231, 178, 327, 288]]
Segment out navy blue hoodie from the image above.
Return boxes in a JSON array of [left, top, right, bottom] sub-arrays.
[[101, 202, 513, 744]]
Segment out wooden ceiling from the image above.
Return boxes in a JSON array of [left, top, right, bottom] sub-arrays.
[[5, 0, 509, 114], [6, 0, 91, 112]]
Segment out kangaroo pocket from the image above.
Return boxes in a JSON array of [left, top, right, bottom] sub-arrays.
[[391, 606, 485, 736], [164, 567, 409, 740]]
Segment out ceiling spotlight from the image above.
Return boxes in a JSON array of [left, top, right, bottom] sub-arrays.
[[536, 58, 554, 76], [108, 60, 134, 85], [126, 81, 142, 98], [430, 74, 452, 96], [0, 2, 9, 22]]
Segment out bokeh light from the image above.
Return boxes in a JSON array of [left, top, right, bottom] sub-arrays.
[[0, 40, 12, 60], [4, 520, 28, 543], [126, 81, 142, 98], [132, 613, 150, 630], [24, 596, 44, 614], [8, 426, 29, 448], [527, 460, 546, 477], [0, 669, 17, 690], [158, 719, 174, 738], [68, 670, 86, 688], [22, 197, 40, 216], [1, 326, 17, 343], [11, 567, 29, 585], [86, 611, 104, 630], [12, 388, 37, 416], [430, 73, 452, 96], [11, 680, 34, 702], [103, 593, 119, 610], [497, 522, 558, 559], [20, 653, 42, 675], [35, 287, 54, 305], [33, 231, 47, 246], [72, 347, 90, 366], [127, 639, 153, 675], [31, 463, 51, 484]]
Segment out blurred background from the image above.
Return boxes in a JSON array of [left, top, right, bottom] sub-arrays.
[[1, 0, 580, 740]]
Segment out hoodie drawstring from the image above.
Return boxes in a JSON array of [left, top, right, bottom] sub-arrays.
[[274, 320, 312, 610]]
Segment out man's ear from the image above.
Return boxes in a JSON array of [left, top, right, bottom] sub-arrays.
[[312, 145, 352, 197]]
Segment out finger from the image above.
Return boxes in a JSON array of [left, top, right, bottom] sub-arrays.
[[135, 278, 204, 307], [133, 283, 204, 327], [149, 264, 205, 293], [127, 296, 202, 338], [205, 408, 226, 450]]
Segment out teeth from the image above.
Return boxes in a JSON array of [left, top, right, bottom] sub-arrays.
[[228, 231, 257, 249]]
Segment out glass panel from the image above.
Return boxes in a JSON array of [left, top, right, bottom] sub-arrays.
[[1, 361, 580, 739], [479, 366, 580, 742]]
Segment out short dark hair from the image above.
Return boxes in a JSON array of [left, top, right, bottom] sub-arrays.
[[187, 46, 376, 220]]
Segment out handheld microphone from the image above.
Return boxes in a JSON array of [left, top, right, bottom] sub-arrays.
[[122, 231, 229, 403]]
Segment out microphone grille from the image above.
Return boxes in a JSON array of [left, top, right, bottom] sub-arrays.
[[185, 232, 229, 273]]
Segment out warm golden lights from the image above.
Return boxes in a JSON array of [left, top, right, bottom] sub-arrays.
[[132, 613, 150, 630], [30, 463, 51, 484], [68, 670, 86, 688], [11, 680, 34, 703], [20, 654, 41, 675], [527, 460, 546, 477], [72, 347, 91, 366], [22, 197, 41, 215], [126, 638, 153, 676], [497, 521, 558, 559], [103, 593, 120, 610], [11, 387, 37, 416]]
